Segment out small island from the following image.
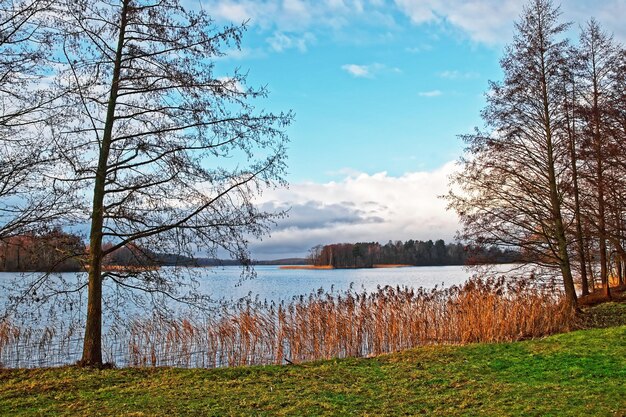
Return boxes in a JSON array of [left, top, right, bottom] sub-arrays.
[[296, 240, 521, 269]]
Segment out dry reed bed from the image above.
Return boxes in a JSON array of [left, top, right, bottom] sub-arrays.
[[0, 276, 574, 368]]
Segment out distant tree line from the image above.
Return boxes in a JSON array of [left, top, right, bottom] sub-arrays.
[[0, 229, 84, 272], [0, 230, 164, 272], [307, 240, 521, 268]]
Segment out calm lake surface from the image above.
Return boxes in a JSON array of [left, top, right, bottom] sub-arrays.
[[201, 265, 474, 303], [0, 264, 531, 310], [0, 264, 537, 367]]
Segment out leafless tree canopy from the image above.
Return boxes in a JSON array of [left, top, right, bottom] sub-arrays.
[[0, 0, 75, 239], [447, 0, 626, 307], [53, 0, 290, 260], [1, 0, 292, 366]]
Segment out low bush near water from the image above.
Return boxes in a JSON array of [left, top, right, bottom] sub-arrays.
[[0, 276, 574, 368]]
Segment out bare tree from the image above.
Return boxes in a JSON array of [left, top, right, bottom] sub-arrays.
[[49, 0, 291, 366], [605, 46, 626, 284], [562, 62, 589, 295], [0, 0, 75, 239], [574, 20, 623, 298], [446, 0, 578, 307]]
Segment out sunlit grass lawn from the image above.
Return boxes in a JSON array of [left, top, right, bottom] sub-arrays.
[[1, 303, 625, 416]]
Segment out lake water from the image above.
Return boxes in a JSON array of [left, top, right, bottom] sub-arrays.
[[0, 264, 536, 309], [196, 265, 475, 303], [0, 264, 540, 367], [0, 263, 537, 318]]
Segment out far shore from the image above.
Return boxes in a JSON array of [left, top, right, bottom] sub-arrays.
[[279, 264, 414, 270], [279, 265, 334, 270]]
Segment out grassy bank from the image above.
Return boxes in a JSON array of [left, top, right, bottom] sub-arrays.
[[1, 303, 625, 416]]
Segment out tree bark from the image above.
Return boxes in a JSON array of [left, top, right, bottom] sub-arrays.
[[80, 0, 129, 367], [592, 53, 610, 299], [566, 80, 589, 295], [538, 22, 577, 308]]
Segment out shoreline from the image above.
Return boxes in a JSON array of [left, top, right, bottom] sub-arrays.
[[279, 264, 414, 270], [2, 303, 624, 416], [279, 265, 334, 270]]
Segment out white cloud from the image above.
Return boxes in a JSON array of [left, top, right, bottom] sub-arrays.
[[266, 32, 316, 52], [567, 0, 626, 42], [438, 70, 479, 79], [393, 0, 519, 44], [204, 0, 370, 31], [341, 63, 400, 78], [211, 2, 253, 23], [418, 90, 442, 97], [215, 47, 267, 61], [341, 64, 373, 78], [252, 162, 460, 258], [405, 44, 433, 53], [393, 0, 439, 24], [204, 0, 626, 46], [393, 0, 626, 44]]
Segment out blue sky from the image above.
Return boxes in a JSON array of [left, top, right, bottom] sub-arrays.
[[213, 2, 504, 181], [203, 0, 625, 259]]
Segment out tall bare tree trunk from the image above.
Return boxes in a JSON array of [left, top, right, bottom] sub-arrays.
[[592, 66, 610, 299], [539, 27, 577, 308], [80, 0, 129, 367], [584, 233, 596, 291], [547, 149, 577, 307], [609, 237, 626, 286], [566, 80, 589, 295]]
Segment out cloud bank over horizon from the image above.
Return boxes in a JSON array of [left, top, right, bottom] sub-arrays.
[[198, 0, 626, 261], [251, 161, 460, 259]]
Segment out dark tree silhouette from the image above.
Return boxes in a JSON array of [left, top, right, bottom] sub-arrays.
[[0, 0, 75, 239], [562, 59, 589, 295], [49, 0, 291, 366], [308, 240, 518, 268], [574, 19, 622, 298], [446, 0, 578, 307]]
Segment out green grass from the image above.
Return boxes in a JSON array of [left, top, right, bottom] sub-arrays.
[[1, 304, 625, 416]]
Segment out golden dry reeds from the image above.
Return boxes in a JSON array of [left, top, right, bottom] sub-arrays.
[[113, 276, 575, 367], [0, 319, 86, 367], [0, 276, 574, 368]]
